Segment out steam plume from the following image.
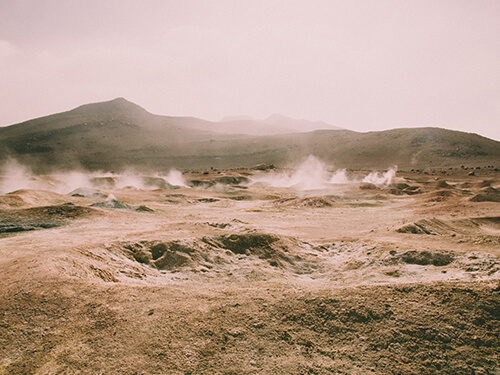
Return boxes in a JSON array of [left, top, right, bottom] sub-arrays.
[[362, 168, 397, 185], [251, 155, 397, 190]]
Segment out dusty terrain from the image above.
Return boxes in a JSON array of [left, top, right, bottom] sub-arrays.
[[1, 162, 499, 374]]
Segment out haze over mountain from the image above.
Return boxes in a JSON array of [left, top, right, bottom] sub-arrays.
[[0, 98, 499, 173], [213, 114, 342, 135]]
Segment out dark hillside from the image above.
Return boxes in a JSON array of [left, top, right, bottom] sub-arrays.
[[0, 98, 498, 172]]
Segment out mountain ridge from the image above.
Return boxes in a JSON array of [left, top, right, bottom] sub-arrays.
[[0, 98, 499, 173]]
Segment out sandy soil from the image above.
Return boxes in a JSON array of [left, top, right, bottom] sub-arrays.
[[0, 167, 499, 374]]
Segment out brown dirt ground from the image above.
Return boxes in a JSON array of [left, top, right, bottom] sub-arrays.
[[1, 168, 499, 374]]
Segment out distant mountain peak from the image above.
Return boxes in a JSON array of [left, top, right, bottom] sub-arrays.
[[111, 97, 128, 102], [71, 97, 149, 117]]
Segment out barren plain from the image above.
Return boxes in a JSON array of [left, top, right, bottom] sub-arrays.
[[1, 161, 499, 374]]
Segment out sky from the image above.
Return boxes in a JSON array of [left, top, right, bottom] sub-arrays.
[[0, 0, 499, 140]]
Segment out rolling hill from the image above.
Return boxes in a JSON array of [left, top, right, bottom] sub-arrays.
[[0, 98, 499, 172]]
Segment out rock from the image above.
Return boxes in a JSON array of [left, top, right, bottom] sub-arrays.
[[90, 195, 131, 209], [135, 205, 154, 212]]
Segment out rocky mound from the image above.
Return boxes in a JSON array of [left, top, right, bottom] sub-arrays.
[[433, 179, 453, 189], [0, 205, 98, 233], [424, 189, 458, 202], [274, 196, 336, 208], [69, 187, 107, 199], [471, 216, 500, 230], [397, 219, 455, 235], [114, 233, 307, 272], [470, 187, 500, 203], [0, 194, 27, 209], [397, 216, 500, 242], [4, 189, 69, 207], [396, 250, 455, 266], [90, 195, 131, 209], [142, 176, 177, 189], [187, 174, 250, 189]]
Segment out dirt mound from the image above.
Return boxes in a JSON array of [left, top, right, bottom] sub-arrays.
[[187, 174, 250, 188], [90, 196, 131, 209], [252, 163, 276, 170], [420, 189, 457, 202], [402, 185, 422, 195], [22, 205, 97, 220], [433, 179, 453, 189], [204, 233, 293, 265], [213, 176, 250, 185], [479, 180, 493, 188], [470, 187, 500, 202], [274, 196, 336, 208], [0, 222, 59, 233], [0, 194, 27, 209], [397, 218, 454, 235], [471, 216, 500, 230], [0, 205, 97, 233], [389, 182, 410, 190], [121, 241, 196, 270], [135, 205, 154, 212], [115, 233, 303, 272], [5, 189, 69, 207], [398, 250, 455, 266], [187, 179, 215, 188], [69, 187, 107, 198], [459, 180, 497, 190], [142, 176, 179, 189], [360, 183, 379, 190], [398, 216, 500, 241]]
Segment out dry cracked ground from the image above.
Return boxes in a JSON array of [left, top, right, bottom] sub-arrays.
[[0, 167, 499, 374]]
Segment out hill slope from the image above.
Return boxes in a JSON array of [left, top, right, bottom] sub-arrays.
[[0, 98, 499, 172]]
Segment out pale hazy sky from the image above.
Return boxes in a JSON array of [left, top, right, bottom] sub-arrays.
[[1, 0, 499, 140]]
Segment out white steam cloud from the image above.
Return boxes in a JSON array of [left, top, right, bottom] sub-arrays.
[[252, 155, 330, 190], [251, 155, 397, 190], [0, 159, 188, 194], [0, 157, 396, 195], [362, 169, 397, 185], [329, 169, 350, 184], [164, 169, 187, 187], [0, 159, 37, 193]]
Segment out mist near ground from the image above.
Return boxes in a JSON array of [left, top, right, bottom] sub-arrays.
[[251, 155, 397, 189], [0, 158, 188, 195], [0, 156, 399, 195]]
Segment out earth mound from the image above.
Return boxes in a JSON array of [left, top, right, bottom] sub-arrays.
[[274, 196, 336, 208], [69, 187, 107, 198], [397, 219, 454, 235], [90, 195, 131, 209], [113, 233, 307, 272], [397, 250, 455, 266], [0, 204, 98, 233], [470, 187, 500, 202], [433, 179, 453, 189], [4, 189, 70, 207], [0, 194, 27, 209]]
